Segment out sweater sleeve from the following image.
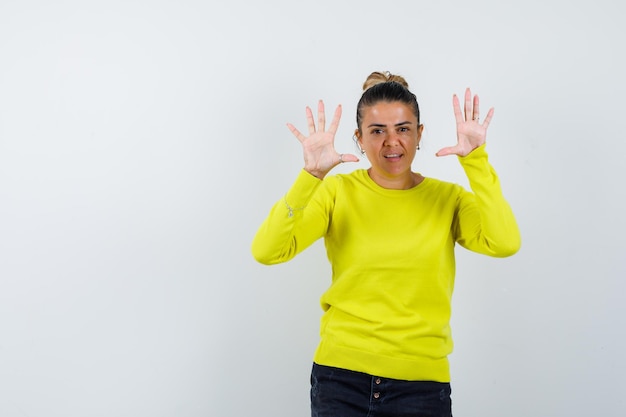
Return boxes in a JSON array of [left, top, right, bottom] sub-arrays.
[[453, 145, 521, 257], [251, 169, 332, 265]]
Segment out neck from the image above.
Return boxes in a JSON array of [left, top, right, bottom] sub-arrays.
[[367, 169, 423, 190]]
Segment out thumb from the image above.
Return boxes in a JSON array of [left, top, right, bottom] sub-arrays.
[[338, 153, 360, 164], [435, 146, 457, 157]]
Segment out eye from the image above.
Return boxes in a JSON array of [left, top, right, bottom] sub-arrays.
[[398, 126, 410, 133], [370, 128, 385, 135]]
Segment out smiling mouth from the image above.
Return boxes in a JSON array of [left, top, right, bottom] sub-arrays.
[[384, 154, 402, 159]]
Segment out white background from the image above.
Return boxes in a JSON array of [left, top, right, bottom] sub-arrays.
[[1, 0, 624, 416]]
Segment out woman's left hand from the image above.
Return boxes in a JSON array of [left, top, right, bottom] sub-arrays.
[[436, 88, 494, 157]]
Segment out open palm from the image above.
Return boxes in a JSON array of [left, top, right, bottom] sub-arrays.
[[287, 100, 359, 179], [436, 88, 494, 157]]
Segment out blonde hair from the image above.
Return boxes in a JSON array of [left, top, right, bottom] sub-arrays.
[[362, 71, 410, 91]]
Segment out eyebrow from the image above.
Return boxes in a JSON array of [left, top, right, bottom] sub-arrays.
[[367, 121, 413, 128]]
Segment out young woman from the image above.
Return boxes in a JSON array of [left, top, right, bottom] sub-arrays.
[[252, 71, 521, 417]]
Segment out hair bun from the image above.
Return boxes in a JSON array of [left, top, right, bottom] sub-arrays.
[[362, 71, 409, 91]]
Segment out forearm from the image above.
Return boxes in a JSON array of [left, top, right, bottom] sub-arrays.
[[456, 145, 521, 257], [251, 170, 326, 265]]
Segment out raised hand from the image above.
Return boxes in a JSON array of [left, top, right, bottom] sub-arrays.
[[287, 100, 359, 179], [436, 88, 494, 157]]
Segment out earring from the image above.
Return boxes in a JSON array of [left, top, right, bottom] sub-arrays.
[[417, 144, 420, 150], [353, 134, 365, 154]]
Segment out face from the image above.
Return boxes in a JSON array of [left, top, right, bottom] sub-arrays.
[[356, 101, 423, 187]]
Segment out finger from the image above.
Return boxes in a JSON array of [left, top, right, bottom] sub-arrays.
[[328, 104, 342, 135], [338, 152, 359, 163], [452, 94, 463, 124], [317, 100, 326, 132], [436, 144, 462, 157], [306, 106, 316, 135], [473, 94, 480, 121], [286, 123, 306, 143], [481, 107, 495, 129], [464, 88, 472, 122]]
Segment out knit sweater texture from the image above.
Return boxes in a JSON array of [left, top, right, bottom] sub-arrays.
[[252, 145, 520, 382]]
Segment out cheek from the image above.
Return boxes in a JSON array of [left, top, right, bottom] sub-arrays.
[[360, 137, 380, 151], [401, 135, 418, 147]]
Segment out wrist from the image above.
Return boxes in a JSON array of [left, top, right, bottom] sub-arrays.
[[304, 167, 328, 179]]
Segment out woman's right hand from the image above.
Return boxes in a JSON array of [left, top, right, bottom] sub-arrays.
[[287, 100, 359, 179]]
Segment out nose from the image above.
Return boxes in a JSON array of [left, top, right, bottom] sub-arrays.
[[384, 131, 400, 146]]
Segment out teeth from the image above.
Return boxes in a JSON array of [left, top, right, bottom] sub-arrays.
[[385, 154, 400, 158]]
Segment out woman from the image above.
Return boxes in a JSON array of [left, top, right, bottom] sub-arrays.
[[251, 71, 521, 417]]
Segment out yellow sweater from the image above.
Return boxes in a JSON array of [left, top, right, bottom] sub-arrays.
[[252, 145, 520, 382]]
